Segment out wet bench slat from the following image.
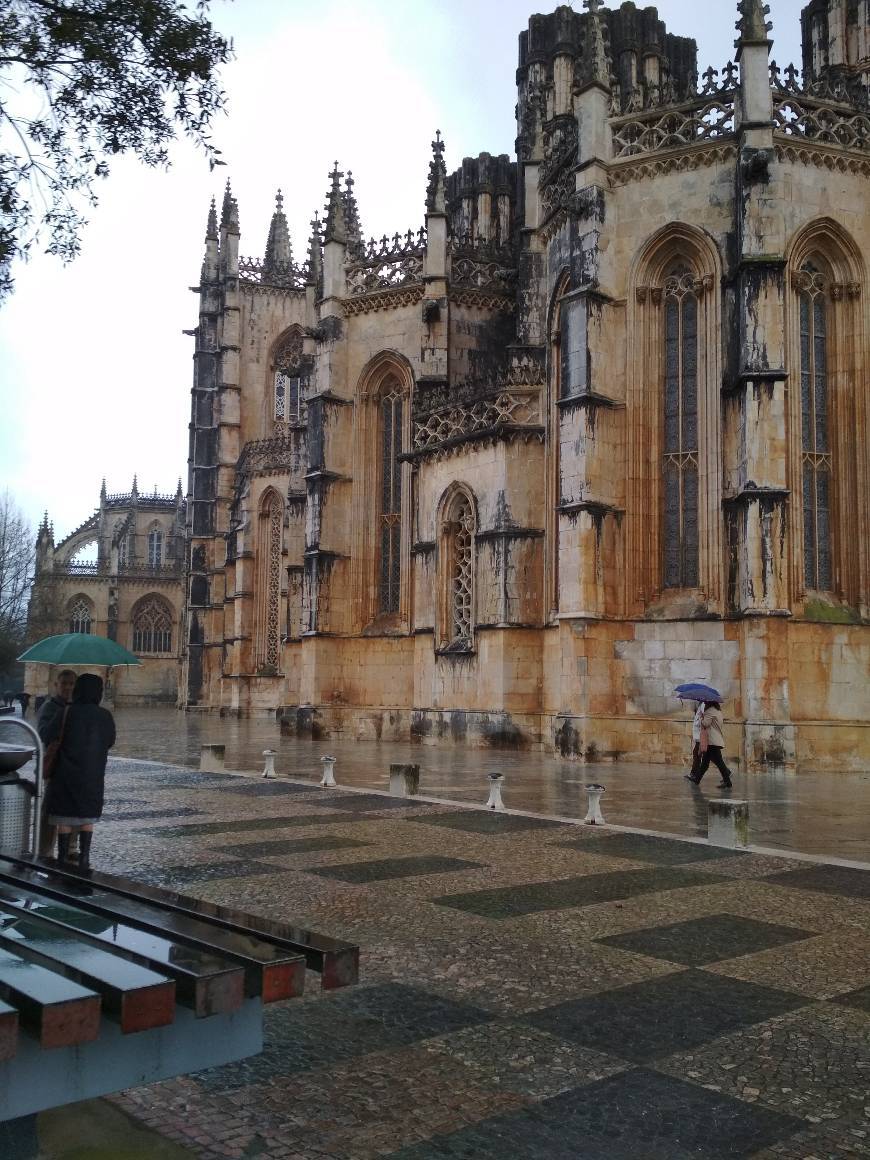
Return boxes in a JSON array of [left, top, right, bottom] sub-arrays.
[[0, 887, 243, 1019], [6, 855, 359, 990], [0, 918, 176, 1034], [0, 862, 305, 1003], [0, 996, 18, 1061], [0, 946, 101, 1049]]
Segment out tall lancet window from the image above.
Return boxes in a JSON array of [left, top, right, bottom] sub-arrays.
[[272, 327, 303, 424], [439, 489, 476, 649], [379, 378, 403, 614], [256, 490, 284, 670], [798, 262, 832, 591], [662, 264, 700, 589]]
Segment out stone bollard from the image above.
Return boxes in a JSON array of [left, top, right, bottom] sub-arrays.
[[319, 755, 337, 788], [708, 798, 750, 849], [262, 749, 277, 779], [389, 763, 420, 798], [485, 773, 506, 812], [200, 743, 225, 773], [584, 783, 606, 825]]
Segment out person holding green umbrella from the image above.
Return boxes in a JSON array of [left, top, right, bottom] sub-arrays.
[[40, 673, 116, 867]]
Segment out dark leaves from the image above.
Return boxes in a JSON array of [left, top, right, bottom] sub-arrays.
[[0, 0, 232, 300]]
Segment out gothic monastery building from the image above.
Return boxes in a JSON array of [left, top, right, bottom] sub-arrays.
[[181, 0, 869, 772]]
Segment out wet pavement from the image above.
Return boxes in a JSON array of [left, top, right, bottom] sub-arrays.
[[68, 760, 870, 1157], [106, 707, 870, 862]]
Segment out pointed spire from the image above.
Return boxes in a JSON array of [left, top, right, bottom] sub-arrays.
[[100, 478, 107, 503], [323, 162, 348, 244], [426, 130, 448, 214], [306, 211, 323, 289], [579, 0, 611, 89], [176, 477, 184, 501], [343, 171, 363, 249], [205, 197, 218, 241], [736, 0, 773, 49], [263, 188, 292, 275], [131, 474, 139, 499], [220, 179, 233, 227], [39, 510, 50, 533]]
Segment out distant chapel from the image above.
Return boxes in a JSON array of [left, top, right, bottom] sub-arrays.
[[181, 0, 870, 772]]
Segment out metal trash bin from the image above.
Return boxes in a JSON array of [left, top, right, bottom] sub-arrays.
[[0, 776, 35, 850], [0, 741, 38, 852]]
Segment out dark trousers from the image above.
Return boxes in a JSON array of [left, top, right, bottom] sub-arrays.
[[695, 746, 733, 786], [688, 742, 703, 780]]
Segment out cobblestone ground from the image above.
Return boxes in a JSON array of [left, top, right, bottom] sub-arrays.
[[78, 756, 870, 1160]]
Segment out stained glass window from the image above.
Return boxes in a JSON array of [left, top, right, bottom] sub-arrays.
[[662, 266, 700, 589], [68, 598, 92, 635], [147, 529, 163, 568], [132, 597, 172, 654], [447, 494, 475, 645], [798, 262, 832, 591], [378, 381, 403, 614]]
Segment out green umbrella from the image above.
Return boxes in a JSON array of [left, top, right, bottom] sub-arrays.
[[18, 634, 142, 667]]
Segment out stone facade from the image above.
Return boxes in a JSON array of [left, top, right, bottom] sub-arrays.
[[181, 0, 870, 772], [27, 481, 185, 705]]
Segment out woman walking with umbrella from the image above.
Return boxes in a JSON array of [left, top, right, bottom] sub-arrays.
[[675, 683, 734, 790], [41, 673, 116, 866]]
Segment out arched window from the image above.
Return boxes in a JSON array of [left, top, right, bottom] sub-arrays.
[[796, 261, 832, 592], [379, 377, 403, 614], [147, 527, 163, 568], [255, 490, 283, 670], [438, 488, 476, 650], [68, 597, 92, 634], [628, 223, 722, 612], [272, 327, 303, 424], [662, 264, 699, 589], [786, 222, 865, 610], [132, 596, 173, 654]]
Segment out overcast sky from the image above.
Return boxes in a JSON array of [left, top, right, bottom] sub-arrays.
[[0, 0, 802, 544]]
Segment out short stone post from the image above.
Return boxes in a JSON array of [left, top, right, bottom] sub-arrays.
[[200, 743, 225, 773], [584, 783, 606, 825], [707, 799, 750, 849], [319, 755, 337, 788], [389, 763, 420, 797], [262, 749, 277, 779], [485, 773, 505, 811]]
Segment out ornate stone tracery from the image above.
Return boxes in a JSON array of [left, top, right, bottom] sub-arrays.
[[255, 490, 284, 671], [132, 595, 173, 654], [67, 596, 93, 635]]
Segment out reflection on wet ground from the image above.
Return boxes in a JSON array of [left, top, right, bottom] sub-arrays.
[[106, 707, 870, 863]]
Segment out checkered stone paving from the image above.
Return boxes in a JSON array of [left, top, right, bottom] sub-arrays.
[[72, 757, 870, 1160], [598, 914, 817, 966], [562, 830, 747, 865]]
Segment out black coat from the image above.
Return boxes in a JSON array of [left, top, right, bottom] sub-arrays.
[[43, 702, 116, 820]]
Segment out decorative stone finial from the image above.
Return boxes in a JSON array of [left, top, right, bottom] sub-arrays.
[[205, 197, 218, 241], [131, 474, 139, 499], [323, 162, 348, 244], [343, 170, 363, 249], [579, 0, 611, 89], [99, 478, 107, 502], [220, 179, 233, 227], [263, 187, 292, 275], [735, 0, 773, 47], [306, 211, 323, 289], [176, 477, 183, 500], [426, 130, 448, 214]]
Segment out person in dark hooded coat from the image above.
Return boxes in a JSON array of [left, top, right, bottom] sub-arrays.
[[42, 673, 115, 866]]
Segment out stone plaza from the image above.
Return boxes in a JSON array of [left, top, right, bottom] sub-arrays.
[[4, 712, 867, 1160]]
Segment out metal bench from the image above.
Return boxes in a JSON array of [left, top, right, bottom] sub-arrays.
[[0, 852, 359, 1122]]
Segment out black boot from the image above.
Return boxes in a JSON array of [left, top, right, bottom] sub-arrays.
[[57, 833, 71, 862], [78, 831, 93, 869]]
